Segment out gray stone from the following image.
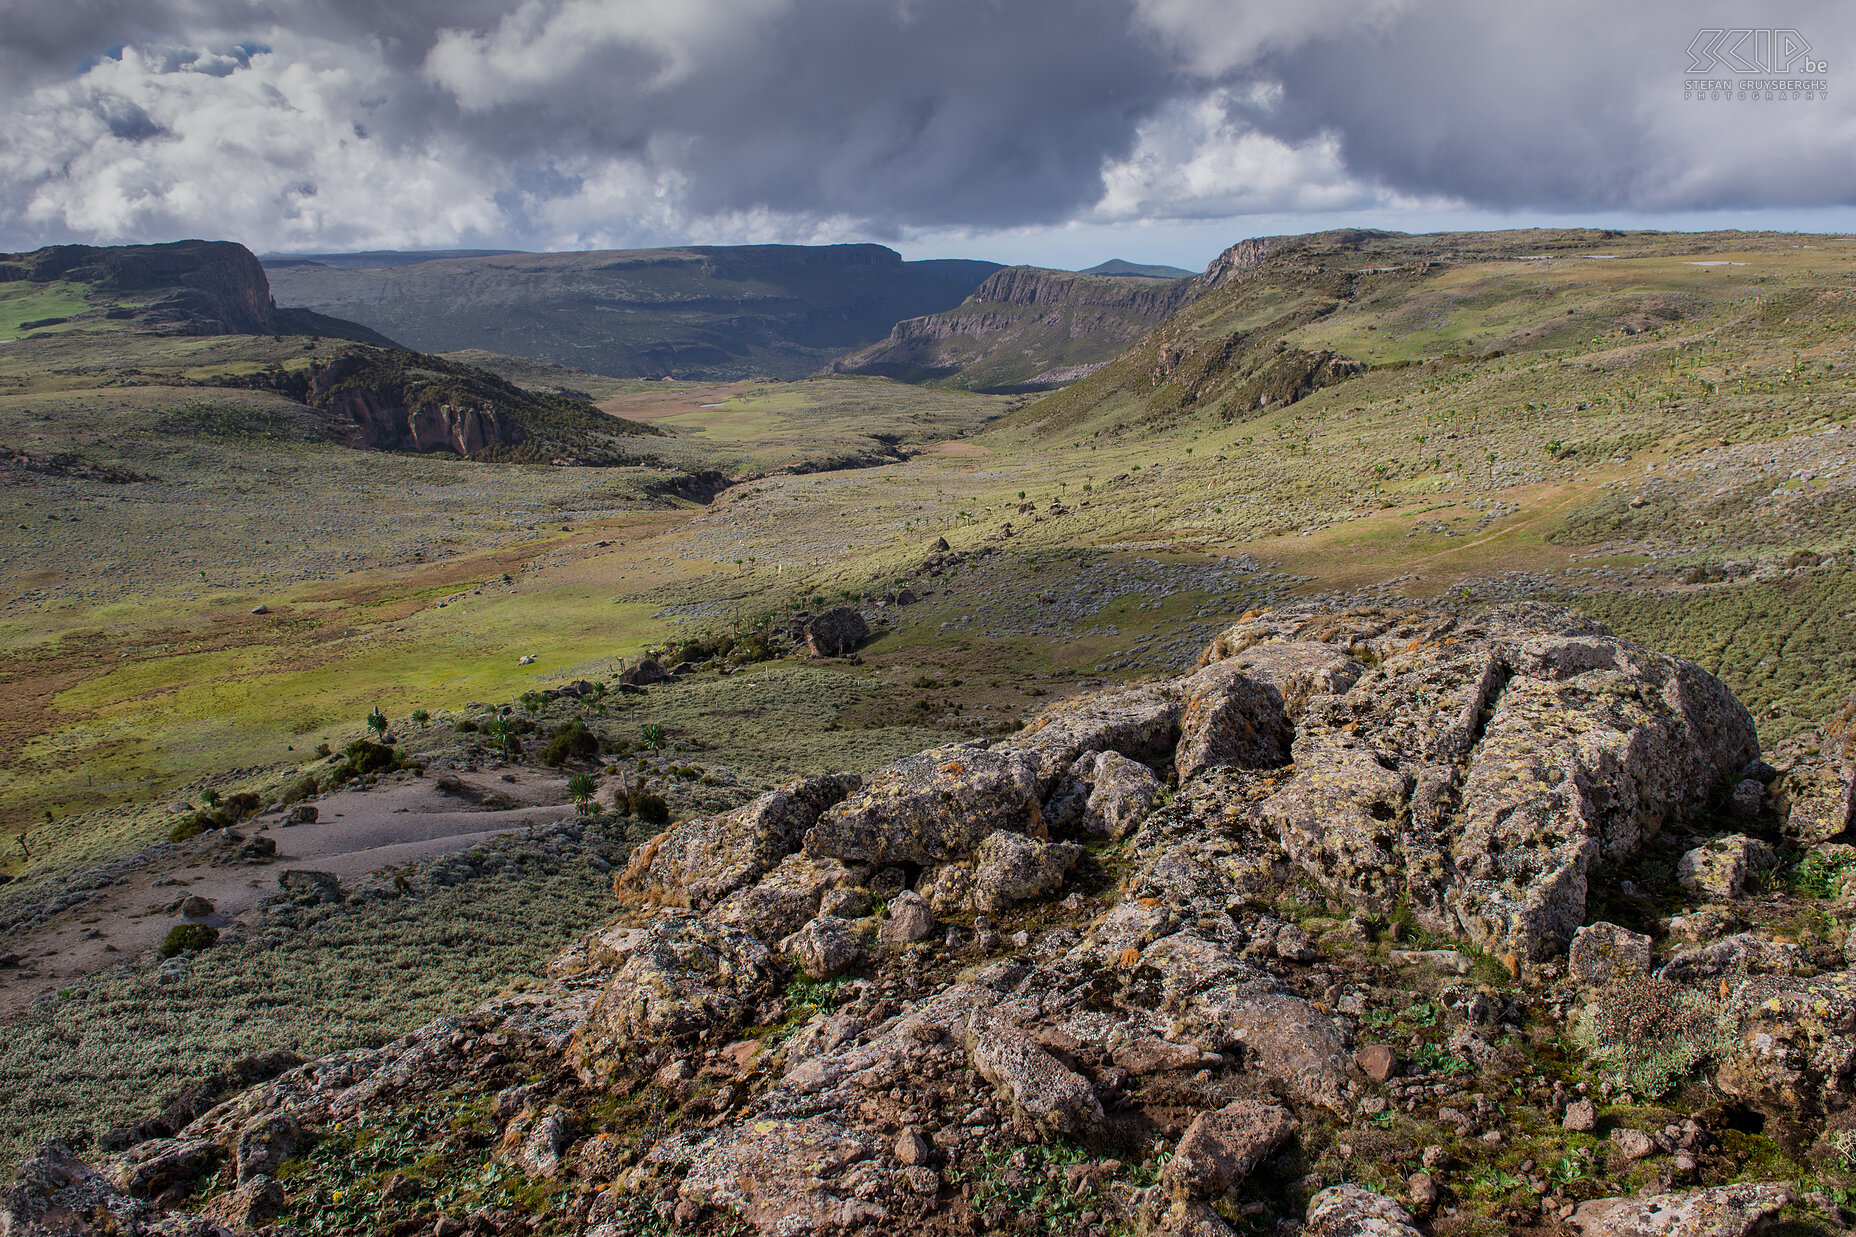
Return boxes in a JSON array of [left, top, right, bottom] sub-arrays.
[[961, 1006, 1103, 1135], [1569, 1184, 1793, 1237], [572, 912, 777, 1079], [1677, 835, 1775, 901], [1304, 1185, 1422, 1237], [878, 890, 935, 944], [1568, 923, 1654, 988], [235, 1114, 299, 1183], [1081, 751, 1164, 839], [806, 747, 1044, 867], [780, 915, 864, 980], [622, 775, 859, 911], [1563, 1098, 1598, 1133], [1609, 1128, 1656, 1160], [968, 830, 1080, 913]]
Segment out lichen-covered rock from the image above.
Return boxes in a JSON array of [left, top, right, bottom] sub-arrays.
[[1216, 607, 1757, 960], [1568, 1183, 1793, 1237], [516, 1107, 570, 1178], [1176, 641, 1362, 781], [199, 1175, 283, 1230], [1715, 969, 1856, 1116], [2, 1141, 150, 1237], [805, 747, 1043, 866], [968, 830, 1081, 913], [232, 1113, 297, 1183], [1080, 750, 1166, 839], [618, 774, 859, 910], [1570, 922, 1655, 988], [1773, 757, 1854, 845], [715, 854, 863, 942], [669, 1116, 895, 1234], [781, 914, 864, 980], [961, 1006, 1104, 1134], [1158, 1100, 1297, 1201], [572, 912, 777, 1078], [1002, 683, 1182, 786], [877, 890, 935, 943], [1678, 835, 1775, 900], [1304, 1185, 1422, 1237]]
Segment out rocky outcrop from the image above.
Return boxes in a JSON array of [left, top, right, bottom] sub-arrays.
[[24, 604, 1838, 1237], [325, 386, 516, 455], [831, 266, 1202, 391]]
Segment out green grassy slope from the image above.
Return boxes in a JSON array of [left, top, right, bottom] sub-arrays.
[[265, 246, 1002, 381]]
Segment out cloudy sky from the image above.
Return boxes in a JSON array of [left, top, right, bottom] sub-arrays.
[[2, 0, 1851, 269]]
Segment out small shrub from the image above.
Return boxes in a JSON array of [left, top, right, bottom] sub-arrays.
[[167, 817, 208, 843], [567, 773, 597, 813], [1571, 977, 1737, 1097], [365, 706, 389, 738], [280, 775, 319, 803], [625, 791, 669, 824], [640, 723, 668, 751], [158, 924, 219, 957], [542, 719, 600, 768], [410, 708, 430, 727]]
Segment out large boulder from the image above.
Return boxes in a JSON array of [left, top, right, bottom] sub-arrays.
[[968, 830, 1081, 913], [572, 912, 777, 1078], [619, 774, 859, 910], [1176, 641, 1363, 781], [1213, 607, 1758, 959], [805, 747, 1042, 867], [1568, 1184, 1793, 1237], [1001, 683, 1183, 787]]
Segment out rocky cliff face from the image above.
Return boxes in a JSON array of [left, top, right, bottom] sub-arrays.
[[323, 386, 518, 456], [307, 350, 523, 456], [0, 241, 277, 336], [832, 267, 1201, 392], [14, 605, 1856, 1237]]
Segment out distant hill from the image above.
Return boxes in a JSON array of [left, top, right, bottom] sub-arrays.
[[0, 240, 394, 345], [996, 225, 1820, 445], [261, 250, 525, 270], [1079, 259, 1197, 279], [264, 245, 1002, 381], [829, 264, 1204, 392]]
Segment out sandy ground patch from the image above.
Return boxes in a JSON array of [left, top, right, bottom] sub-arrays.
[[0, 768, 572, 1018], [922, 440, 995, 458]]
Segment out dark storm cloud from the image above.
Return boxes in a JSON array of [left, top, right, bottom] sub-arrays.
[[0, 0, 1850, 250], [1208, 0, 1856, 212]]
